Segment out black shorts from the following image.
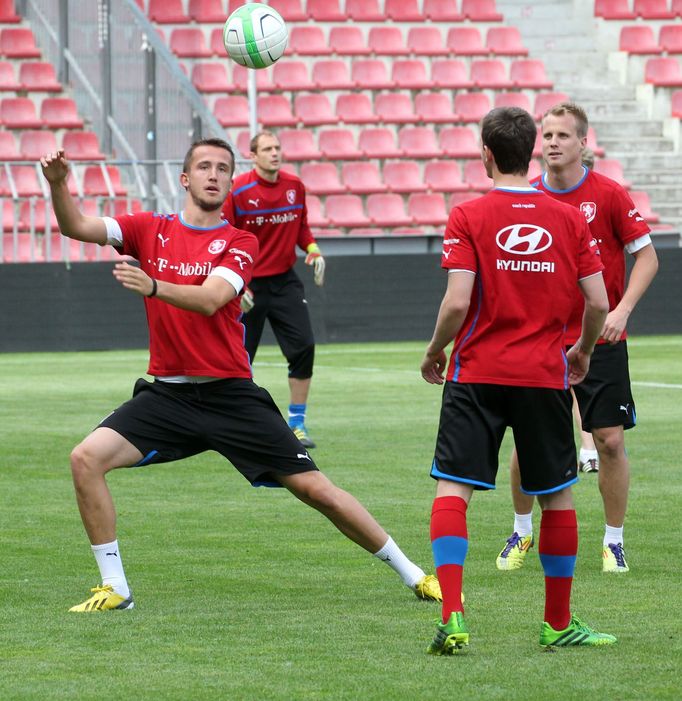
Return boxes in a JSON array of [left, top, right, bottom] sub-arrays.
[[572, 340, 636, 431], [431, 382, 577, 495], [99, 378, 319, 487]]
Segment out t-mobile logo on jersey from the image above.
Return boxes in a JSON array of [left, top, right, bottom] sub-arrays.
[[156, 258, 214, 276]]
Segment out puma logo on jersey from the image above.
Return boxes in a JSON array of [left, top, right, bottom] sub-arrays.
[[158, 234, 169, 247], [620, 404, 630, 413], [234, 255, 246, 270], [297, 453, 311, 461], [248, 198, 259, 207]]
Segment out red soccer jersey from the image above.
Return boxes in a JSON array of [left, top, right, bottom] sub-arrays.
[[532, 168, 651, 344], [222, 169, 315, 278], [112, 211, 258, 378], [442, 188, 603, 389]]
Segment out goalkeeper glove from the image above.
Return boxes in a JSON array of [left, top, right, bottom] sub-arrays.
[[305, 243, 325, 287], [240, 286, 254, 313]]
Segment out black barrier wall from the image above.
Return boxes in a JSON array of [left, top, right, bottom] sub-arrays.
[[0, 251, 680, 352]]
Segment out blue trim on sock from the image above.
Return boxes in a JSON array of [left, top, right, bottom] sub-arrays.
[[539, 553, 576, 578], [432, 535, 469, 568]]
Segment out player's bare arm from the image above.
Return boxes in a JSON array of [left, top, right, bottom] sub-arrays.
[[113, 261, 237, 315], [39, 150, 107, 245]]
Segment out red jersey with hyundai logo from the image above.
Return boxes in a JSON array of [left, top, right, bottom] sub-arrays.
[[114, 211, 258, 378], [222, 169, 315, 278], [442, 188, 603, 389], [533, 168, 650, 344]]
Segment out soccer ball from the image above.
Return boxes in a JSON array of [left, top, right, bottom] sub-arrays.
[[222, 4, 288, 69]]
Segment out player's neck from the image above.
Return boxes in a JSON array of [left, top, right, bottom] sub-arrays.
[[493, 173, 533, 188], [255, 166, 279, 183], [545, 161, 585, 190], [181, 204, 224, 229]]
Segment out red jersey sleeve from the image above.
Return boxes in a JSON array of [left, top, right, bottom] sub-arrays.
[[113, 211, 155, 259], [213, 229, 259, 289], [442, 206, 477, 273]]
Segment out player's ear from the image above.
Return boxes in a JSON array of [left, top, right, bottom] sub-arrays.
[[180, 172, 189, 191]]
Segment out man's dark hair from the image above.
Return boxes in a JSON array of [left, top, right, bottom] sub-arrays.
[[480, 107, 536, 176], [182, 138, 235, 175]]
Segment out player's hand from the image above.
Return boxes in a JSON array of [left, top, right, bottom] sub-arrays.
[[240, 286, 254, 313], [421, 349, 447, 385], [566, 341, 591, 385], [305, 245, 325, 286], [40, 149, 69, 183], [113, 261, 155, 297], [601, 308, 628, 345]]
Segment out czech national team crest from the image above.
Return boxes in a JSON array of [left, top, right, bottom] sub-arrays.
[[208, 239, 227, 254], [286, 189, 296, 205], [580, 202, 597, 223]]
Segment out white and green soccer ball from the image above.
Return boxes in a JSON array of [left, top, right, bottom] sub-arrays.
[[222, 4, 288, 69]]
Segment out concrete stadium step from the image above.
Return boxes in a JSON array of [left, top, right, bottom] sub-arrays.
[[616, 154, 682, 172], [591, 120, 665, 139], [631, 184, 682, 201], [600, 138, 676, 154]]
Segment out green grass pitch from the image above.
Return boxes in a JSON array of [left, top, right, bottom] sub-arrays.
[[1, 338, 681, 700]]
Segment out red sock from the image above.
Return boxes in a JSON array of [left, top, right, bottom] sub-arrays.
[[539, 509, 577, 631], [430, 496, 468, 623]]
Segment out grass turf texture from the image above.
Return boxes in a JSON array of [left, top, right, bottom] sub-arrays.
[[1, 338, 681, 700]]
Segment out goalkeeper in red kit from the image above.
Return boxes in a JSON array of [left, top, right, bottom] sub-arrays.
[[222, 131, 323, 448]]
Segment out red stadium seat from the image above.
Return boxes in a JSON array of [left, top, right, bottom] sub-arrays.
[[450, 192, 484, 208], [2, 199, 17, 231], [170, 29, 212, 59], [295, 94, 339, 126], [595, 0, 637, 19], [445, 27, 487, 56], [461, 0, 503, 21], [629, 190, 659, 223], [398, 127, 441, 158], [19, 199, 58, 233], [19, 130, 57, 160], [672, 89, 682, 117], [288, 27, 332, 56], [367, 193, 413, 227], [232, 64, 274, 91], [341, 162, 385, 194], [10, 165, 43, 196], [454, 92, 492, 122], [383, 161, 428, 193], [329, 26, 371, 56], [408, 193, 448, 226], [644, 57, 682, 86], [351, 60, 392, 90], [319, 128, 363, 159], [487, 27, 529, 56], [313, 60, 355, 90], [586, 126, 605, 157], [308, 0, 346, 21], [19, 62, 62, 91], [325, 194, 371, 228], [257, 95, 298, 127], [83, 165, 127, 196], [0, 130, 19, 159], [359, 128, 403, 159], [494, 91, 532, 112], [300, 163, 345, 195], [511, 59, 553, 89], [674, 0, 682, 17], [0, 0, 21, 22], [659, 25, 682, 53], [235, 130, 251, 158], [407, 27, 449, 57], [40, 97, 84, 128], [375, 93, 419, 124], [439, 126, 481, 158], [189, 0, 225, 22], [424, 0, 463, 21], [62, 131, 106, 160], [278, 129, 322, 161], [268, 0, 307, 21], [415, 92, 457, 123], [392, 60, 431, 90], [273, 61, 315, 91], [431, 60, 474, 89], [192, 63, 234, 93], [464, 160, 493, 191], [0, 60, 21, 90], [305, 195, 329, 229], [346, 0, 385, 20], [634, 0, 675, 19], [148, 0, 190, 22], [385, 0, 424, 20], [214, 96, 249, 126], [532, 130, 543, 158], [471, 60, 513, 89], [1, 97, 43, 128], [593, 158, 631, 188], [210, 27, 226, 57], [0, 28, 41, 58], [619, 26, 662, 54], [424, 160, 470, 192], [335, 93, 379, 124], [368, 27, 409, 56], [533, 91, 571, 120], [2, 232, 45, 262]]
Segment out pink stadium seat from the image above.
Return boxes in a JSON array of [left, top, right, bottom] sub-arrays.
[[454, 92, 492, 122], [595, 0, 636, 18], [487, 27, 529, 56], [674, 0, 682, 17], [257, 95, 298, 126], [214, 96, 249, 126], [375, 93, 419, 124], [0, 0, 21, 22], [0, 130, 19, 159], [445, 27, 487, 56], [2, 232, 45, 262], [19, 130, 57, 160], [431, 60, 474, 89], [11, 165, 43, 196], [424, 0, 463, 21], [235, 130, 251, 158], [586, 126, 605, 157], [619, 26, 662, 54], [634, 0, 675, 19], [359, 128, 403, 159], [148, 0, 190, 22], [62, 131, 106, 160], [319, 128, 363, 159], [278, 129, 322, 161], [288, 27, 332, 56], [533, 91, 571, 119], [368, 27, 409, 56], [415, 92, 457, 123], [645, 57, 682, 85], [494, 91, 532, 112], [392, 60, 431, 90], [398, 127, 441, 158], [19, 199, 58, 233], [2, 199, 17, 231], [351, 60, 392, 90], [19, 62, 62, 91], [407, 27, 449, 57], [385, 0, 424, 20], [465, 161, 493, 191], [629, 190, 659, 222], [471, 59, 513, 89], [305, 195, 329, 229], [191, 63, 233, 93], [1, 97, 43, 128], [210, 27, 226, 57], [593, 158, 631, 188], [383, 161, 428, 193], [439, 126, 481, 158], [532, 130, 543, 158], [461, 0, 503, 21], [313, 60, 355, 90], [511, 59, 553, 89], [308, 0, 346, 21], [189, 0, 225, 22], [40, 97, 83, 128], [672, 89, 682, 117], [424, 160, 470, 192], [170, 29, 212, 58], [268, 0, 307, 21], [346, 0, 385, 20], [295, 94, 339, 126], [0, 61, 21, 90], [232, 64, 274, 91], [325, 194, 371, 228], [659, 25, 682, 53], [300, 163, 345, 195], [329, 26, 371, 56], [0, 28, 41, 58], [273, 61, 315, 91], [408, 193, 448, 226], [367, 193, 413, 227], [83, 166, 127, 196], [341, 162, 385, 194], [335, 93, 379, 124]]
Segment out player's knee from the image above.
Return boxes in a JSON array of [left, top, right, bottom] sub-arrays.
[[70, 443, 103, 483], [593, 429, 625, 459], [298, 475, 344, 514], [287, 343, 314, 379]]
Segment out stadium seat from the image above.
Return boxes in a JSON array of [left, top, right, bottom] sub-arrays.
[[313, 60, 355, 90], [368, 27, 409, 56], [533, 91, 571, 119], [471, 59, 514, 89], [374, 93, 419, 124], [273, 61, 315, 91], [268, 0, 307, 21], [62, 131, 106, 160], [2, 232, 45, 262], [633, 0, 675, 19], [341, 162, 385, 194], [359, 128, 403, 158], [445, 27, 488, 56], [329, 27, 371, 56], [407, 27, 449, 56], [1, 97, 43, 128], [586, 126, 605, 157], [40, 98, 84, 128], [424, 0, 464, 21], [424, 160, 470, 192], [672, 89, 682, 117], [209, 27, 226, 57], [188, 0, 225, 22], [148, 0, 189, 22], [335, 93, 379, 124], [464, 160, 493, 191], [257, 95, 298, 127], [383, 161, 428, 193], [408, 193, 448, 226], [0, 0, 21, 22], [385, 0, 424, 20], [19, 199, 58, 233], [398, 127, 441, 158], [630, 190, 659, 223], [494, 91, 532, 112], [439, 126, 481, 158], [287, 27, 332, 56], [431, 60, 474, 89], [0, 61, 21, 91], [415, 92, 457, 123], [83, 165, 127, 196], [532, 131, 543, 158], [461, 0, 504, 21], [19, 130, 57, 160], [487, 27, 529, 56], [619, 26, 662, 54], [346, 0, 385, 20], [295, 94, 339, 126], [170, 29, 212, 58], [325, 194, 371, 228], [392, 60, 431, 90], [19, 62, 62, 91], [191, 62, 233, 93], [304, 195, 329, 229], [2, 199, 17, 232], [367, 193, 413, 227], [593, 158, 631, 188], [644, 57, 682, 86], [235, 130, 251, 158], [11, 165, 44, 196], [351, 60, 392, 90], [0, 28, 41, 58], [300, 163, 345, 195], [511, 60, 553, 89], [308, 0, 346, 21], [674, 0, 682, 17], [0, 130, 19, 159], [595, 0, 636, 18], [232, 64, 274, 91], [454, 92, 492, 123], [214, 96, 249, 126], [278, 129, 322, 161], [659, 25, 682, 53], [319, 128, 364, 159]]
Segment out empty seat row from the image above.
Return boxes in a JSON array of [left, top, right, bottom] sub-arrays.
[[0, 164, 126, 197], [619, 24, 682, 54], [0, 61, 62, 92], [1, 96, 82, 128], [2, 231, 121, 263], [0, 0, 21, 23], [645, 56, 682, 85], [596, 0, 682, 20], [0, 129, 105, 160], [0, 28, 41, 59]]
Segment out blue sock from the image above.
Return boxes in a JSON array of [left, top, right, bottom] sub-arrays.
[[288, 403, 306, 428]]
